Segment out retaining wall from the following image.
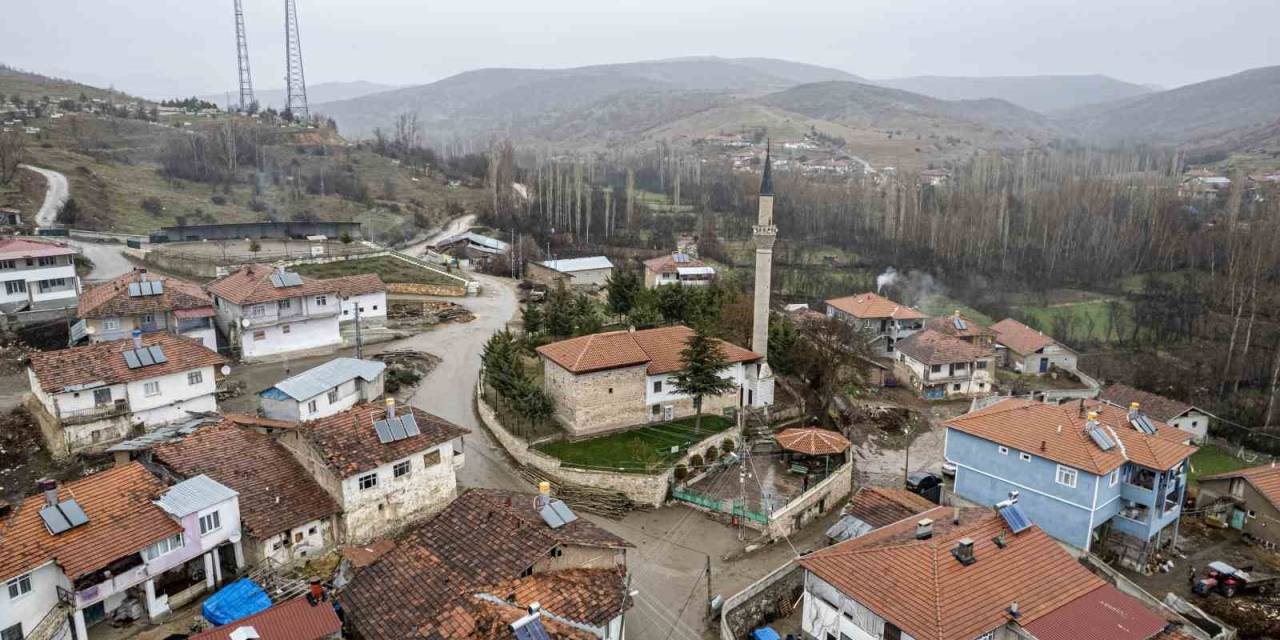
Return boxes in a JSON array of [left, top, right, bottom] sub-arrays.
[[720, 562, 804, 640], [766, 461, 854, 539]]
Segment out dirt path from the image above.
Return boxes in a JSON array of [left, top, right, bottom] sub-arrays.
[[20, 164, 68, 227]]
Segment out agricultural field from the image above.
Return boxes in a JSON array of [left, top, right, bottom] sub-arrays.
[[535, 415, 735, 473], [1012, 289, 1129, 345], [1188, 443, 1251, 484]]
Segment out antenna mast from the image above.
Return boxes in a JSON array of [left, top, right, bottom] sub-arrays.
[[284, 0, 309, 119], [233, 0, 255, 112]]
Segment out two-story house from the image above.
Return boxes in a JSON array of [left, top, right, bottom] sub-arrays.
[[944, 399, 1198, 560], [535, 325, 768, 437], [206, 265, 343, 362], [1100, 383, 1213, 444], [258, 357, 386, 422], [153, 419, 342, 568], [0, 238, 80, 313], [340, 487, 633, 640], [329, 274, 388, 331], [278, 399, 468, 544], [824, 292, 925, 357], [797, 504, 1198, 640], [990, 318, 1079, 375], [894, 329, 996, 399], [643, 252, 715, 288], [77, 269, 217, 350], [0, 466, 242, 640], [25, 332, 226, 457]]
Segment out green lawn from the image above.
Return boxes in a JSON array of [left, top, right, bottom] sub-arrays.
[[1189, 444, 1250, 484], [294, 255, 459, 286], [1015, 298, 1128, 345], [536, 415, 735, 474]]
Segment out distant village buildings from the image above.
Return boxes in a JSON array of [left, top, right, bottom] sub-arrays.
[[824, 292, 926, 357], [527, 256, 614, 290], [642, 252, 715, 288]]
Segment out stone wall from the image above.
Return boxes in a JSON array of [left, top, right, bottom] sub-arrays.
[[720, 563, 804, 640], [766, 461, 854, 539], [385, 282, 467, 297], [543, 360, 648, 437]]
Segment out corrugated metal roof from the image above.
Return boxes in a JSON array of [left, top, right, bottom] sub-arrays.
[[106, 414, 222, 452], [155, 474, 239, 518], [441, 231, 510, 252], [541, 256, 614, 273], [263, 358, 386, 402]]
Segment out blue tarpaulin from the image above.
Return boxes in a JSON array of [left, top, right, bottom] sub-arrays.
[[201, 578, 272, 626], [750, 627, 781, 640]]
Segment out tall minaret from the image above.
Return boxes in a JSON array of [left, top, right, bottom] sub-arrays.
[[750, 147, 777, 401]]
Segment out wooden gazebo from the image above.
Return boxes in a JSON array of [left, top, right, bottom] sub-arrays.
[[775, 427, 851, 482]]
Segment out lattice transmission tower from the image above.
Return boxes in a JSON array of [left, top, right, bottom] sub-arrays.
[[233, 0, 255, 111], [284, 0, 309, 119]]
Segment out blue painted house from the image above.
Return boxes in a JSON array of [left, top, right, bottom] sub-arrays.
[[945, 399, 1197, 563]]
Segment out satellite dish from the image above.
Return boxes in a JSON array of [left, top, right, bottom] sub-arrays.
[[221, 365, 231, 375], [241, 318, 251, 328], [229, 531, 242, 544], [85, 326, 96, 334]]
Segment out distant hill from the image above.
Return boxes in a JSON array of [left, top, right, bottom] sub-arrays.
[[197, 81, 398, 110], [316, 57, 866, 139], [1056, 66, 1280, 144], [876, 74, 1153, 113], [0, 64, 142, 104]]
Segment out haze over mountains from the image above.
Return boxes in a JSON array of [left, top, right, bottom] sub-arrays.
[[197, 80, 397, 110], [875, 74, 1154, 113]]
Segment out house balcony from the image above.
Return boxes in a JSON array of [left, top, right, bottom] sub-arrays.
[[176, 317, 212, 333], [59, 399, 131, 426], [242, 306, 338, 328], [73, 553, 148, 609], [1120, 481, 1156, 506]]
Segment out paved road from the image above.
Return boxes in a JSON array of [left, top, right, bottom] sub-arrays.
[[67, 239, 136, 281], [402, 213, 477, 257], [21, 165, 68, 227]]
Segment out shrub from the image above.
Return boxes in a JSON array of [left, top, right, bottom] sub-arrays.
[[705, 447, 718, 463], [140, 196, 164, 216], [249, 199, 268, 213], [688, 454, 704, 469], [210, 194, 227, 205], [673, 464, 688, 482], [721, 438, 735, 454]]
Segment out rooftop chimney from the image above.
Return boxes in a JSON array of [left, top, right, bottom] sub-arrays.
[[952, 507, 961, 525], [952, 538, 976, 566], [384, 397, 395, 419], [131, 329, 143, 350], [915, 518, 934, 540], [1040, 440, 1046, 452], [37, 478, 57, 507]]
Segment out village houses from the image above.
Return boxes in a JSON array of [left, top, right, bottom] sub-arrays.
[[535, 325, 769, 437], [1101, 383, 1213, 444], [276, 399, 468, 543], [0, 238, 81, 314], [642, 252, 715, 288], [990, 318, 1079, 375], [331, 273, 388, 332], [0, 466, 243, 640], [824, 292, 925, 357], [526, 256, 614, 290], [77, 269, 217, 350], [258, 357, 386, 422], [944, 399, 1197, 561], [340, 487, 632, 639], [25, 332, 226, 457], [1196, 464, 1280, 547], [893, 328, 997, 399]]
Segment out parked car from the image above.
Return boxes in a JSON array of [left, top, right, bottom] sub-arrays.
[[941, 460, 957, 477], [906, 471, 944, 504]]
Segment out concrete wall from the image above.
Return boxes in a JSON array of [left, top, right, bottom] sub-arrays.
[[767, 462, 853, 539], [254, 516, 336, 567], [1170, 411, 1211, 444], [339, 291, 388, 324], [543, 360, 648, 437], [1199, 477, 1280, 547], [238, 315, 342, 362], [0, 562, 68, 640], [153, 221, 362, 243], [720, 562, 803, 640]]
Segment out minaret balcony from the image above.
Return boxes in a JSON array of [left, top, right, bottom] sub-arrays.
[[752, 224, 778, 236]]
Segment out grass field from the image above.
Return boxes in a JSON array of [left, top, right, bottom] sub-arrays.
[[294, 255, 460, 286], [1189, 444, 1251, 484], [536, 415, 735, 474], [1014, 297, 1128, 345]]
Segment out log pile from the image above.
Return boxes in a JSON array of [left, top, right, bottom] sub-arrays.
[[387, 301, 475, 325], [517, 465, 641, 519]]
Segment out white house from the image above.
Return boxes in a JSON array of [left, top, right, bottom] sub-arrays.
[[330, 274, 388, 332], [259, 357, 386, 422], [990, 318, 1079, 375], [0, 466, 243, 640], [77, 269, 217, 350], [825, 292, 926, 357], [0, 238, 80, 313], [642, 252, 715, 289], [206, 265, 344, 362], [1100, 383, 1213, 443], [278, 400, 468, 544], [25, 332, 227, 457], [527, 256, 614, 289], [894, 328, 997, 400]]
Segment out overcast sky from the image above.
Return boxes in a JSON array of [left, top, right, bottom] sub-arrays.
[[3, 0, 1277, 99]]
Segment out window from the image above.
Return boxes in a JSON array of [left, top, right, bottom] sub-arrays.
[[1019, 452, 1032, 462], [282, 324, 291, 334], [278, 299, 291, 310], [358, 473, 378, 490], [974, 633, 995, 640], [883, 623, 902, 640], [952, 383, 961, 391], [253, 330, 266, 340], [93, 388, 112, 405], [38, 278, 66, 291], [6, 574, 31, 599], [308, 526, 317, 535], [144, 381, 161, 396], [3, 280, 25, 295], [187, 371, 203, 385], [998, 446, 1009, 455], [307, 399, 319, 413], [315, 295, 327, 306], [37, 256, 58, 266], [250, 304, 265, 317], [372, 305, 378, 310], [199, 510, 221, 535], [141, 313, 155, 325], [1, 624, 21, 640], [144, 533, 184, 560], [103, 318, 120, 331], [424, 450, 442, 467], [1056, 465, 1078, 488], [327, 389, 339, 404], [607, 388, 613, 394], [0, 259, 13, 270], [978, 382, 986, 390], [976, 361, 988, 369], [393, 460, 411, 478], [930, 364, 942, 373], [651, 404, 661, 416], [653, 380, 663, 393], [1110, 468, 1120, 487]]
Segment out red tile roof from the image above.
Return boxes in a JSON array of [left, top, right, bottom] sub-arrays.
[[297, 402, 468, 477], [825, 292, 925, 320], [0, 463, 182, 580], [775, 427, 851, 455], [896, 329, 995, 365], [77, 270, 212, 319], [474, 568, 629, 628], [990, 318, 1059, 355], [189, 596, 343, 640], [1021, 582, 1170, 640], [1100, 384, 1196, 423], [153, 421, 340, 540], [536, 325, 760, 375], [1200, 464, 1280, 510], [946, 399, 1197, 475], [799, 508, 1107, 640], [925, 313, 996, 340], [843, 486, 937, 529], [0, 237, 78, 259], [27, 332, 227, 393], [205, 264, 338, 305], [643, 253, 707, 274], [340, 488, 630, 640], [327, 273, 386, 297]]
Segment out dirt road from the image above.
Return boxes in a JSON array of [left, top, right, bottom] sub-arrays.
[[20, 165, 68, 227]]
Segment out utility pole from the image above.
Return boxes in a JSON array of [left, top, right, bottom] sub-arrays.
[[353, 302, 363, 359], [233, 0, 255, 112], [704, 555, 713, 620]]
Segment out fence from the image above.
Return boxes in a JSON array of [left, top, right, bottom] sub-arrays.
[[671, 487, 769, 524]]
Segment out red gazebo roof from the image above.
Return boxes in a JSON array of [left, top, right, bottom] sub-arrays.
[[775, 427, 852, 455]]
